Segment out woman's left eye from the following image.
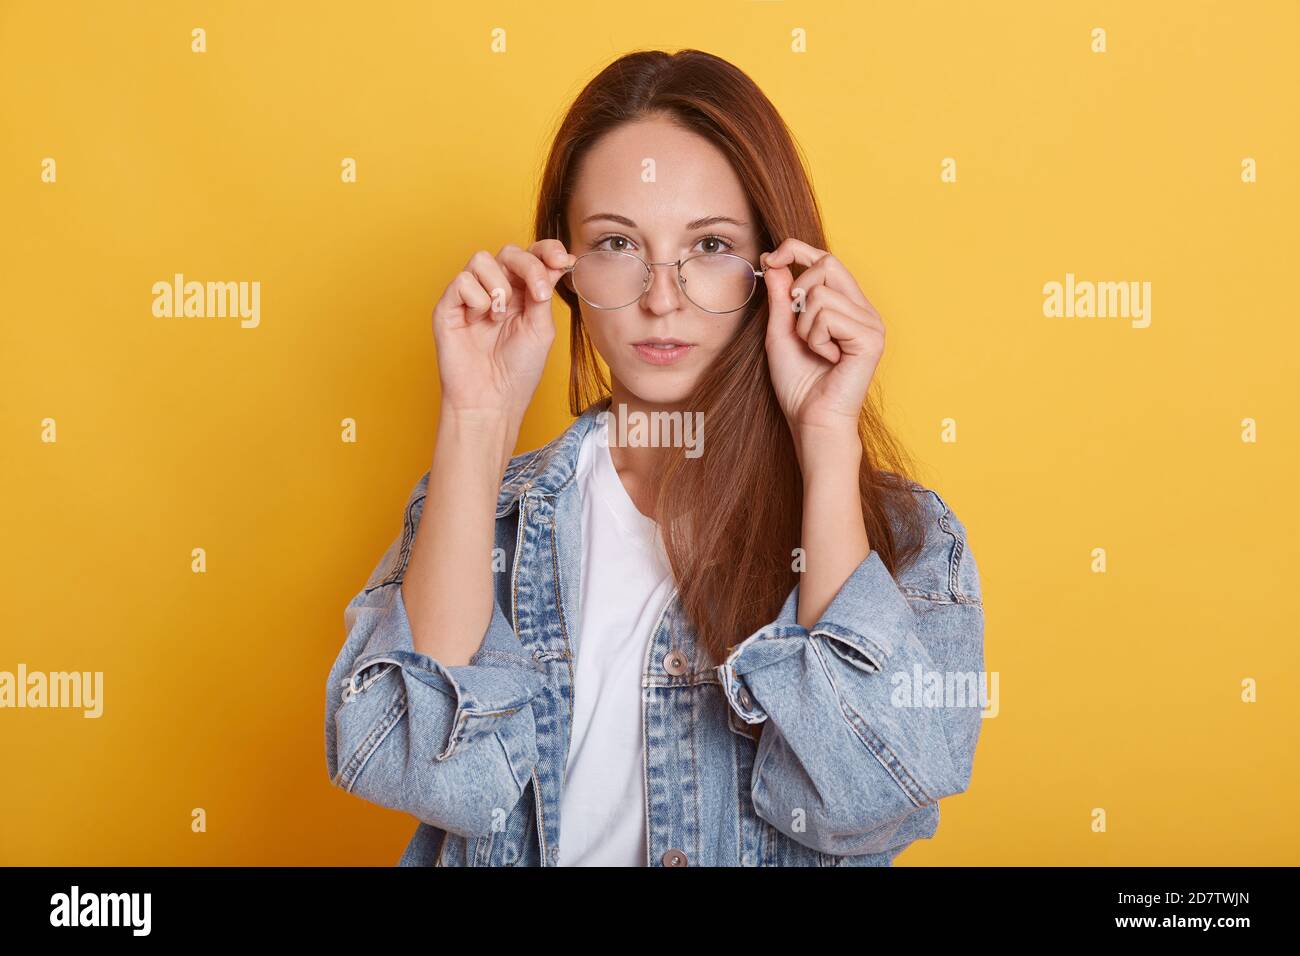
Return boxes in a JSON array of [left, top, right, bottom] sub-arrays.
[[697, 235, 734, 254]]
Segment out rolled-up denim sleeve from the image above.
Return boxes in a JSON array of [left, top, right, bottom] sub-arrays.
[[324, 473, 545, 839], [715, 493, 985, 858]]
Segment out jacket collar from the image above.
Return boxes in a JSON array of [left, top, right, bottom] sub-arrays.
[[495, 397, 612, 517]]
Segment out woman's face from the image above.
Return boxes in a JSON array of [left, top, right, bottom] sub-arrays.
[[564, 115, 762, 407]]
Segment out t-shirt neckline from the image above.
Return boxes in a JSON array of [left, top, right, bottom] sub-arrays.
[[590, 418, 661, 552]]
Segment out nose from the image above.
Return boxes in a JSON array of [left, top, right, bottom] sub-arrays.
[[640, 259, 685, 316]]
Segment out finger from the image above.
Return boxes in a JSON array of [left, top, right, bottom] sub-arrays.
[[759, 254, 798, 343], [800, 310, 852, 361], [805, 311, 844, 363], [763, 237, 828, 271], [791, 261, 871, 311], [767, 240, 872, 311], [528, 239, 577, 299], [498, 244, 555, 303], [796, 285, 867, 341], [466, 250, 514, 320], [433, 271, 495, 333], [806, 304, 882, 361], [498, 244, 559, 334], [529, 238, 577, 272], [454, 270, 494, 319]]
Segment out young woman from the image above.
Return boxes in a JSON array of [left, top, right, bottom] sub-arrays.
[[325, 49, 985, 867]]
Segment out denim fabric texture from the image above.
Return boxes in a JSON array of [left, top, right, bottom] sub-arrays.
[[325, 399, 985, 866]]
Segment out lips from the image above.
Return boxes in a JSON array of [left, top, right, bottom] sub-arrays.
[[632, 338, 695, 365]]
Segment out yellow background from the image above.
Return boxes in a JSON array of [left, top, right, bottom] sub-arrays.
[[2, 0, 1296, 865]]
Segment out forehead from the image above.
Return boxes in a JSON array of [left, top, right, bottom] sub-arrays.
[[567, 117, 752, 228]]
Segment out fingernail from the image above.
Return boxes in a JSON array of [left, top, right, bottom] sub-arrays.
[[534, 281, 551, 300]]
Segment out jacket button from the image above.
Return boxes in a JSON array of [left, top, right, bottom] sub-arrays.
[[662, 649, 688, 676], [661, 848, 688, 867], [739, 689, 753, 710]]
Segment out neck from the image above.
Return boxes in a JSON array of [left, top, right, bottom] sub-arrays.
[[602, 384, 688, 519]]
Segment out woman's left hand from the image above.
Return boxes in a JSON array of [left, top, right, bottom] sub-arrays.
[[761, 238, 885, 450]]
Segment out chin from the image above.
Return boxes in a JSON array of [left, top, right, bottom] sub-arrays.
[[616, 369, 700, 408]]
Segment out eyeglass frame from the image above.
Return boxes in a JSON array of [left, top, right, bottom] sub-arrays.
[[561, 249, 768, 314]]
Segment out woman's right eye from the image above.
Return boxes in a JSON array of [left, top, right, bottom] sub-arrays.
[[593, 234, 635, 253]]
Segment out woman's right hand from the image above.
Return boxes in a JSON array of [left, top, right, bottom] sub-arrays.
[[431, 239, 575, 426]]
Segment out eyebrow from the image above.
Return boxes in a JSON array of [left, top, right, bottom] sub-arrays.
[[579, 212, 749, 231]]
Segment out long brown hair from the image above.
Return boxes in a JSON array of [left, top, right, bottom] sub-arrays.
[[532, 48, 926, 665]]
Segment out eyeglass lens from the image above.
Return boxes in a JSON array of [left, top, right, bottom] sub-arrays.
[[570, 251, 758, 312]]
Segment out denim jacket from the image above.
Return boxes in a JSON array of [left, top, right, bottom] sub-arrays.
[[324, 400, 985, 866]]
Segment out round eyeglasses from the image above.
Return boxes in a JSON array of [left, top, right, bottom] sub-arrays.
[[563, 250, 766, 314]]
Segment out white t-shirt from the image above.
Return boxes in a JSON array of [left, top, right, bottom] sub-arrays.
[[556, 416, 675, 867]]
